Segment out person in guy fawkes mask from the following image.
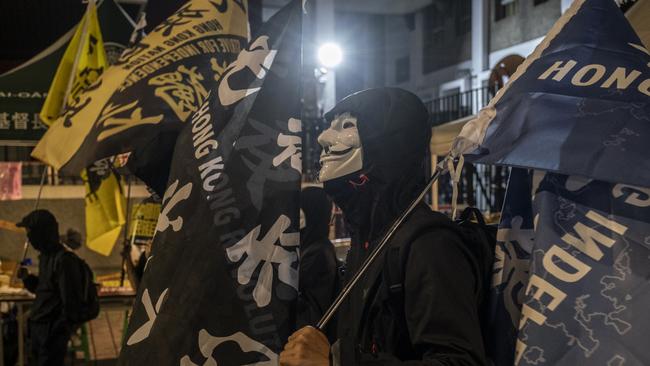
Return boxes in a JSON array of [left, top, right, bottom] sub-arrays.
[[16, 210, 85, 366], [297, 186, 339, 338], [280, 88, 487, 365]]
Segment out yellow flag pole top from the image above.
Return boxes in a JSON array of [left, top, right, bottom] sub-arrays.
[[40, 0, 107, 126]]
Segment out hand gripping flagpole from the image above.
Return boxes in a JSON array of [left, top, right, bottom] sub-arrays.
[[317, 157, 450, 330]]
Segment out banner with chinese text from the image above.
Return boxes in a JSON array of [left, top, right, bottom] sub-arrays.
[[0, 0, 133, 143], [118, 1, 302, 363], [32, 0, 249, 182]]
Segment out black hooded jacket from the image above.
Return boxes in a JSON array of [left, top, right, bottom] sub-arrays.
[[323, 88, 487, 365], [19, 210, 85, 324], [297, 187, 338, 334]]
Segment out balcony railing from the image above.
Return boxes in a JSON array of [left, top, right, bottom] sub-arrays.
[[424, 86, 495, 126], [424, 86, 509, 214]]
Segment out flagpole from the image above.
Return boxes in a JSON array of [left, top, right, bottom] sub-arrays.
[[120, 175, 133, 287], [317, 160, 448, 329], [60, 0, 93, 114], [11, 167, 48, 286]]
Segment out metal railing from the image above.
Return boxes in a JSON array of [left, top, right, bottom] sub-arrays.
[[424, 86, 495, 126], [425, 86, 510, 214], [20, 161, 85, 185]]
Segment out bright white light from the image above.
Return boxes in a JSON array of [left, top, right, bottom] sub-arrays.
[[318, 43, 343, 68]]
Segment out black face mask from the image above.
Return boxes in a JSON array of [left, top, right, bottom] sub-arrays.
[[19, 210, 61, 253], [26, 229, 53, 252]]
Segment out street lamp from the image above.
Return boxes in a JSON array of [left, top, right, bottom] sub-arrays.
[[317, 42, 343, 68]]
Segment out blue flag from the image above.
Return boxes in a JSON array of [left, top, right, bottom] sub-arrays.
[[512, 173, 650, 365], [488, 168, 535, 365], [451, 0, 650, 188]]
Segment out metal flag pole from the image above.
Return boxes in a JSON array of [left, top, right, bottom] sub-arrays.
[[60, 0, 93, 114], [120, 175, 133, 287], [317, 161, 448, 329], [11, 167, 48, 285]]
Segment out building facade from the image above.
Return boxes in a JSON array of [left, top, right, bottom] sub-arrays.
[[375, 0, 567, 104]]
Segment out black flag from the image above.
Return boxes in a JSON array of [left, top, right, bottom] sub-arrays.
[[32, 0, 249, 197], [118, 1, 302, 364]]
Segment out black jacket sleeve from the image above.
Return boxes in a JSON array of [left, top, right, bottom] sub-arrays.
[[57, 253, 86, 324], [298, 242, 339, 340], [23, 274, 39, 293], [361, 230, 487, 366]]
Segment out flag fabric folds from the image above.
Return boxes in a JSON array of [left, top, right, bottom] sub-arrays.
[[118, 1, 302, 364], [82, 158, 127, 256], [40, 0, 107, 126], [32, 0, 249, 185], [492, 171, 650, 365], [0, 0, 134, 143], [448, 0, 650, 363], [39, 0, 127, 256], [451, 0, 650, 188], [487, 168, 535, 366]]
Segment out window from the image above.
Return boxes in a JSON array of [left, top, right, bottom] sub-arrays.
[[495, 0, 518, 21], [423, 4, 446, 48], [533, 0, 549, 5], [422, 0, 470, 73], [395, 56, 410, 83], [455, 0, 471, 36]]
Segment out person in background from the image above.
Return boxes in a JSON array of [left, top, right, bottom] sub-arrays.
[[281, 88, 487, 365], [61, 228, 83, 251], [16, 209, 85, 366], [298, 186, 339, 339]]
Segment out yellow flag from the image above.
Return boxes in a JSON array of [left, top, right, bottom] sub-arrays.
[[40, 0, 107, 125], [32, 0, 249, 172], [41, 0, 124, 256], [82, 159, 126, 256]]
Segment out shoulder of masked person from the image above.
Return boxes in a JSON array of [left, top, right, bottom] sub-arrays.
[[358, 207, 488, 365]]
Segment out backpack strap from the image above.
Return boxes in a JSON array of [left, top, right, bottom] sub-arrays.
[[53, 250, 91, 298], [382, 211, 465, 317], [383, 244, 406, 316], [53, 249, 71, 273], [458, 207, 486, 226]]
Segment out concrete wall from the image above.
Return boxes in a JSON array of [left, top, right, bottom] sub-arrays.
[[383, 14, 413, 86], [421, 1, 472, 74], [489, 0, 561, 52], [1, 199, 124, 275], [374, 0, 562, 102], [1, 185, 150, 275], [334, 12, 386, 100]]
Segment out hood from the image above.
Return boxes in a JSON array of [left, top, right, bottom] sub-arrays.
[[300, 186, 332, 248], [17, 209, 62, 253], [322, 87, 430, 244]]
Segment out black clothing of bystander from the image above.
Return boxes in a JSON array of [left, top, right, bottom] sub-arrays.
[[17, 210, 85, 366], [297, 187, 339, 336]]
